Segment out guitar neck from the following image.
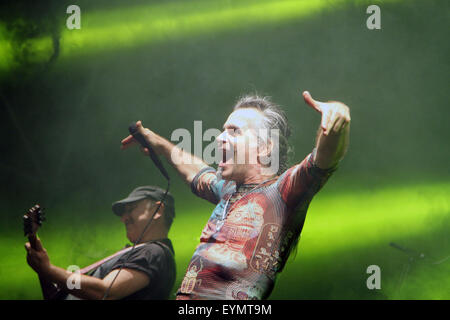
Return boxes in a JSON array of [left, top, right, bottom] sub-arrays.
[[27, 233, 63, 300], [24, 205, 65, 300], [28, 234, 38, 250]]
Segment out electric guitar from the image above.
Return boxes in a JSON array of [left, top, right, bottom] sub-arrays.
[[23, 204, 64, 300]]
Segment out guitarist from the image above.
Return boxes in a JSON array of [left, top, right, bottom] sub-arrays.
[[24, 186, 176, 300]]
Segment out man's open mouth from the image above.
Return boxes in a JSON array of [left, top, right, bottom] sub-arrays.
[[219, 147, 234, 167]]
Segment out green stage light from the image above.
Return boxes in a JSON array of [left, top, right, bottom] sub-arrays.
[[59, 0, 335, 57], [298, 181, 449, 258], [0, 24, 15, 71], [0, 0, 395, 72]]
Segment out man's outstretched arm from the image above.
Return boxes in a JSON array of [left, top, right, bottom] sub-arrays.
[[302, 91, 351, 169], [121, 121, 209, 185]]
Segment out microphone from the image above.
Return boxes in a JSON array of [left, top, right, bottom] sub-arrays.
[[128, 122, 170, 181], [104, 122, 170, 300], [389, 242, 425, 260]]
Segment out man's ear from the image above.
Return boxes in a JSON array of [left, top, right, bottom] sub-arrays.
[[257, 138, 274, 162], [152, 201, 165, 220]]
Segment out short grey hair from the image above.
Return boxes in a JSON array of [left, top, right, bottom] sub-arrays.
[[144, 198, 175, 230], [233, 95, 292, 174]]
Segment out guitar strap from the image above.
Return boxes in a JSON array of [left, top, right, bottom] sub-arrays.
[[80, 239, 173, 275], [79, 243, 147, 275], [49, 240, 173, 300]]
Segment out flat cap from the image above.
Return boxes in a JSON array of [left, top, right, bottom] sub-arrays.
[[112, 186, 175, 217]]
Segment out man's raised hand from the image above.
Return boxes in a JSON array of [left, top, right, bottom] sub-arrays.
[[121, 120, 153, 155], [302, 91, 351, 136]]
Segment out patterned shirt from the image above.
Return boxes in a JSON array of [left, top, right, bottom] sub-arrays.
[[176, 149, 336, 300]]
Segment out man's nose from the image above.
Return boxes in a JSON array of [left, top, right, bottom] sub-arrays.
[[120, 212, 129, 223], [216, 130, 229, 146]]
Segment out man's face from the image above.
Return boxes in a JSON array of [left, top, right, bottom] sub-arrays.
[[120, 199, 153, 243], [216, 108, 266, 182]]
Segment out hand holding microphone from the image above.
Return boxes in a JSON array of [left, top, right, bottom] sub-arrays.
[[121, 121, 154, 154], [121, 121, 170, 181]]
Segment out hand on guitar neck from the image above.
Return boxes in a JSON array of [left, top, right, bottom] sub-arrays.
[[23, 205, 61, 300], [23, 204, 154, 300]]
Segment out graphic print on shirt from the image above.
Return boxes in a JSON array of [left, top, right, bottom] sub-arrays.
[[250, 223, 283, 274], [225, 278, 265, 300], [200, 195, 266, 271], [180, 256, 203, 294]]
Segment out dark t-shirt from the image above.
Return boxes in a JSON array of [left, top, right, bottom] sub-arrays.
[[65, 239, 176, 300]]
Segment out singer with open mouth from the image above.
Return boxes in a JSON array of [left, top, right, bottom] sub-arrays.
[[121, 90, 350, 300]]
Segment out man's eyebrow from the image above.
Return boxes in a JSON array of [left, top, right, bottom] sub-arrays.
[[125, 203, 138, 211], [223, 124, 240, 130]]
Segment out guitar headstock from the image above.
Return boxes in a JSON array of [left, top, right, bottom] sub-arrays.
[[23, 204, 45, 237]]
